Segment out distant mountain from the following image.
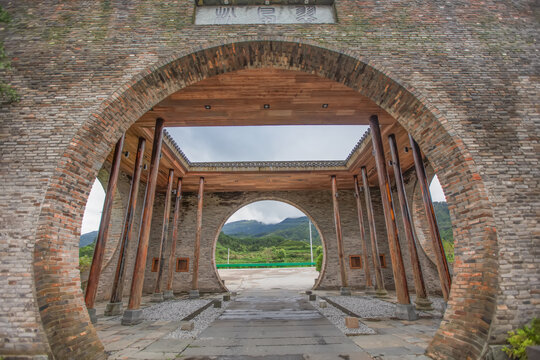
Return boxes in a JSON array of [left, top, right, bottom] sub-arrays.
[[80, 231, 98, 247], [222, 220, 269, 237], [223, 216, 321, 244]]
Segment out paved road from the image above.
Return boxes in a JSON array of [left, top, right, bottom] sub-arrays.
[[181, 289, 371, 359], [218, 267, 319, 292]]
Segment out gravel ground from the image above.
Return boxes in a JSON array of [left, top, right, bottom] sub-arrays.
[[142, 299, 211, 321], [325, 295, 396, 319], [165, 301, 230, 339], [313, 299, 376, 335]]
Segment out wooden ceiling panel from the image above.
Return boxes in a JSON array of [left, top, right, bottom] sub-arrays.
[[135, 68, 394, 127]]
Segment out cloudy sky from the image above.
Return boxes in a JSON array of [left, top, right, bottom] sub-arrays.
[[81, 125, 446, 233], [166, 125, 368, 162]]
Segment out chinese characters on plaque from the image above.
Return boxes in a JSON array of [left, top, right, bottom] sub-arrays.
[[195, 5, 335, 25]]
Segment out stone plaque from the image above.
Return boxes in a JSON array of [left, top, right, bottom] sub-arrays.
[[195, 5, 335, 25]]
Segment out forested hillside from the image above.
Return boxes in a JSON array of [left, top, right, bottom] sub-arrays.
[[223, 216, 321, 244], [217, 216, 321, 265]]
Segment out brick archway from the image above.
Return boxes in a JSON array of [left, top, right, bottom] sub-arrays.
[[210, 198, 329, 292], [33, 40, 498, 359]]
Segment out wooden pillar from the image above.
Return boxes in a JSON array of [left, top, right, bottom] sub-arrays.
[[361, 167, 387, 296], [331, 176, 349, 292], [353, 175, 373, 291], [152, 169, 174, 301], [190, 177, 204, 296], [164, 177, 182, 299], [369, 115, 411, 306], [122, 118, 165, 325], [85, 134, 125, 323], [388, 134, 432, 310], [105, 137, 145, 316], [409, 135, 452, 301]]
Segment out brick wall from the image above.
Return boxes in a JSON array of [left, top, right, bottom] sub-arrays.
[[0, 1, 537, 358]]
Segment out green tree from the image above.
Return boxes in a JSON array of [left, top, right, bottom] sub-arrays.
[[315, 253, 323, 272], [0, 6, 19, 103], [443, 240, 454, 263], [261, 247, 274, 262], [79, 256, 92, 274], [272, 248, 286, 262]]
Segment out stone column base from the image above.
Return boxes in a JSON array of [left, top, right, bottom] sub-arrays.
[[122, 309, 143, 326], [375, 288, 389, 298], [104, 302, 123, 316], [340, 287, 351, 296], [87, 307, 97, 324], [365, 286, 376, 295], [395, 303, 418, 321], [189, 289, 200, 299], [151, 292, 164, 302], [163, 290, 175, 300], [414, 296, 433, 311]]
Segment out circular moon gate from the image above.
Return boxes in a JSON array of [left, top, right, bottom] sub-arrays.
[[211, 198, 329, 292], [33, 40, 498, 359]]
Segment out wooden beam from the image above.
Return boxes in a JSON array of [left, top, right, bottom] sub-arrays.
[[191, 177, 205, 291], [153, 169, 174, 298], [389, 134, 431, 308], [331, 176, 348, 289], [124, 118, 165, 322], [409, 135, 452, 301], [85, 134, 125, 321], [370, 115, 410, 305], [361, 166, 387, 295], [354, 175, 373, 290], [106, 137, 145, 315]]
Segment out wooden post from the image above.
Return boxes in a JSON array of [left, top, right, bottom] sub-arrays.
[[105, 137, 145, 316], [361, 167, 387, 296], [122, 118, 165, 325], [369, 115, 411, 306], [409, 135, 452, 301], [164, 177, 182, 299], [353, 175, 373, 291], [152, 169, 174, 301], [388, 134, 432, 310], [190, 177, 204, 297], [331, 176, 349, 292], [85, 134, 125, 323]]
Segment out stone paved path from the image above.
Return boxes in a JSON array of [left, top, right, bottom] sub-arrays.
[[95, 268, 442, 359], [179, 289, 372, 359]]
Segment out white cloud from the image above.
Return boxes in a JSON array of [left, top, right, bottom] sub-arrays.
[[226, 200, 304, 224], [81, 180, 105, 234], [429, 175, 447, 202]]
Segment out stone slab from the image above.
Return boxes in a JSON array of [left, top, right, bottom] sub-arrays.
[[144, 339, 190, 352], [195, 5, 336, 25]]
